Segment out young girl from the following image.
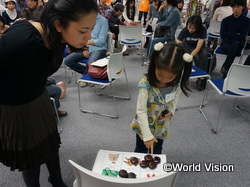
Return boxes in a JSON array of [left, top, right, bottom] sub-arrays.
[[138, 0, 150, 27], [131, 42, 192, 154], [2, 0, 20, 26], [177, 15, 208, 90], [123, 0, 140, 26]]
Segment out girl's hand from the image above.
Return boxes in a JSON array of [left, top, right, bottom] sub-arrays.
[[159, 4, 165, 12], [144, 138, 158, 154], [159, 111, 172, 121]]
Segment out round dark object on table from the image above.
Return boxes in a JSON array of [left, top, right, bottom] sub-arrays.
[[148, 161, 157, 169], [119, 169, 128, 178], [144, 154, 153, 162], [130, 157, 139, 165], [139, 160, 148, 168], [127, 172, 136, 178], [153, 156, 161, 164]]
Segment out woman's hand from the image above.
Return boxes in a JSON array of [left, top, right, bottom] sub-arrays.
[[159, 111, 172, 121], [144, 138, 158, 154], [82, 50, 90, 58]]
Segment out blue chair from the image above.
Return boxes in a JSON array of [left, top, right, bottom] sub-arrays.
[[199, 63, 250, 134]]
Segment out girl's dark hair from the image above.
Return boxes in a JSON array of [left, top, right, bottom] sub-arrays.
[[177, 0, 184, 11], [221, 0, 231, 6], [230, 0, 246, 7], [147, 42, 192, 96], [166, 0, 178, 7], [40, 0, 98, 68], [125, 0, 135, 20], [152, 0, 162, 11], [186, 15, 202, 36]]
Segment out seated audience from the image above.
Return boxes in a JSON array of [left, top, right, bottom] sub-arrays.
[[46, 77, 67, 117], [146, 0, 181, 61], [123, 0, 140, 26], [23, 0, 43, 21], [64, 13, 109, 75], [219, 0, 250, 78], [144, 0, 161, 48], [177, 15, 208, 90], [186, 0, 203, 18], [2, 0, 20, 25], [98, 0, 112, 16]]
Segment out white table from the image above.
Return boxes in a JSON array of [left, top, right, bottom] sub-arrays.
[[92, 149, 167, 179]]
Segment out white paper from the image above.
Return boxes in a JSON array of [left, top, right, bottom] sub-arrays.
[[91, 58, 109, 67]]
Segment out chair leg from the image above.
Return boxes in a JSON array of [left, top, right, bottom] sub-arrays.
[[213, 93, 225, 133], [50, 98, 62, 134], [234, 99, 250, 120], [199, 82, 217, 134], [78, 82, 119, 119]]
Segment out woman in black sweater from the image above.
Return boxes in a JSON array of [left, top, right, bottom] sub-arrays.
[[0, 0, 97, 186]]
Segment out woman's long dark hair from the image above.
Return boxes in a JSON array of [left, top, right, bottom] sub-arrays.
[[125, 0, 136, 20], [147, 42, 192, 96], [40, 0, 98, 68]]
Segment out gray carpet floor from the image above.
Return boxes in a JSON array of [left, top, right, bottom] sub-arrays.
[[0, 46, 250, 187]]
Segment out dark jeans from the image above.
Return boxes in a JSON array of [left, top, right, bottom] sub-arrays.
[[22, 152, 66, 187], [46, 77, 61, 109], [139, 11, 148, 26], [185, 46, 208, 72], [220, 40, 244, 71], [109, 26, 119, 41], [134, 134, 164, 154]]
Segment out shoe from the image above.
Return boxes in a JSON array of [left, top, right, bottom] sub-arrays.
[[57, 110, 68, 117], [144, 61, 150, 66], [48, 176, 68, 187], [89, 83, 94, 87], [196, 78, 207, 91], [123, 51, 129, 56], [79, 82, 87, 87]]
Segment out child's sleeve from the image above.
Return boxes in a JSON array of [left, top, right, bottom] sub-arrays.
[[168, 86, 181, 116], [136, 87, 155, 141]]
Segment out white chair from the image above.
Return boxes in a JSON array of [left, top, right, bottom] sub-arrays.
[[118, 25, 143, 65], [199, 63, 250, 134], [77, 45, 131, 119], [107, 32, 115, 55], [69, 160, 178, 187], [50, 97, 62, 133], [207, 20, 221, 39]]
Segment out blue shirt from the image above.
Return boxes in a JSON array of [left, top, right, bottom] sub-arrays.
[[88, 14, 109, 53]]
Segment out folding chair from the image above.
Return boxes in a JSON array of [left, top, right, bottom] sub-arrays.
[[199, 63, 250, 134], [118, 25, 143, 65], [50, 97, 63, 133], [207, 20, 221, 39], [77, 45, 131, 119]]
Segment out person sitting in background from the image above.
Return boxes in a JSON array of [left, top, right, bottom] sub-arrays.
[[177, 16, 208, 90], [146, 0, 181, 62], [46, 77, 68, 117], [0, 15, 8, 38], [123, 0, 140, 26], [23, 0, 43, 21], [207, 0, 232, 51], [103, 3, 124, 42], [2, 0, 20, 26], [219, 0, 250, 78], [186, 0, 203, 18], [64, 13, 109, 76], [98, 0, 112, 16], [144, 0, 161, 48], [177, 0, 186, 23]]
